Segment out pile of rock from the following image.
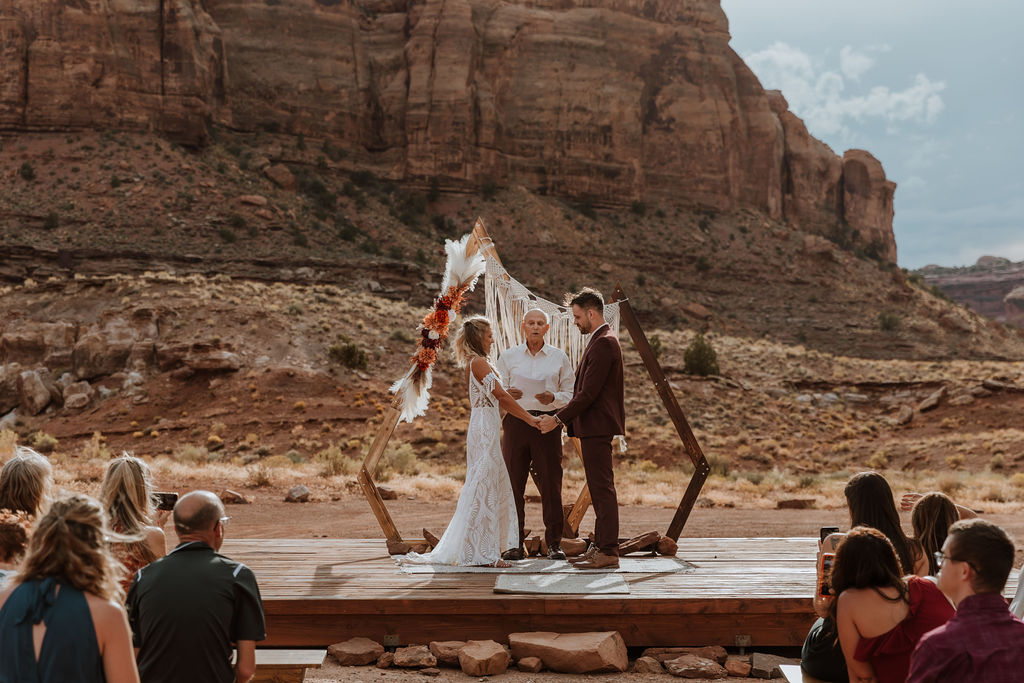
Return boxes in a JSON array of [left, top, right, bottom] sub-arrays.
[[327, 632, 798, 678]]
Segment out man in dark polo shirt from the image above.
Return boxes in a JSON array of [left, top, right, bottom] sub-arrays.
[[127, 490, 266, 683]]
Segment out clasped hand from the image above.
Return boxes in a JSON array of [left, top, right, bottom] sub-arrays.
[[536, 414, 560, 434]]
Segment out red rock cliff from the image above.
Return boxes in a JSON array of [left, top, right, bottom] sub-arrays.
[[1, 0, 896, 261]]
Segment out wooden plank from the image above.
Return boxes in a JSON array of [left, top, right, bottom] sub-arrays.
[[565, 437, 591, 535], [612, 286, 709, 541], [255, 650, 326, 667]]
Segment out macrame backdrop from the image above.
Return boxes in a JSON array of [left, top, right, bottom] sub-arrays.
[[483, 256, 620, 370]]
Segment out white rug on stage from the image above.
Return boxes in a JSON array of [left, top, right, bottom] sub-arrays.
[[396, 556, 695, 574], [494, 572, 630, 595]]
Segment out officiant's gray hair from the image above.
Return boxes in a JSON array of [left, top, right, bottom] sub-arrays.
[[523, 307, 549, 324], [453, 316, 490, 367]]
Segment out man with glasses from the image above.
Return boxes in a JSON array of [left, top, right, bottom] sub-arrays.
[[907, 518, 1024, 683], [128, 490, 266, 683]]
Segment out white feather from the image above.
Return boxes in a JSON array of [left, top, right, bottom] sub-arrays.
[[390, 368, 433, 423], [440, 233, 485, 292]]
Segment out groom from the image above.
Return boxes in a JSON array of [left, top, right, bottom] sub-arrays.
[[539, 288, 624, 569]]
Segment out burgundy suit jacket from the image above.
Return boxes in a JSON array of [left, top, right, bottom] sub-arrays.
[[556, 324, 625, 438]]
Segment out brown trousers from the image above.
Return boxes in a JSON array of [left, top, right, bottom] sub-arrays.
[[501, 414, 564, 549], [580, 436, 619, 555]]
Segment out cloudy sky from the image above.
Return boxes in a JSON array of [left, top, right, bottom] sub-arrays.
[[721, 0, 1024, 269]]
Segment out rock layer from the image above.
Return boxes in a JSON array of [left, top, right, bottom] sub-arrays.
[[3, 0, 895, 259]]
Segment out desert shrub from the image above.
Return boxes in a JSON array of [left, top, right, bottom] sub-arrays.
[[217, 227, 237, 243], [110, 175, 122, 188], [175, 444, 210, 463], [284, 449, 305, 464], [19, 162, 35, 181], [867, 449, 888, 469], [43, 212, 59, 230], [387, 245, 403, 260], [683, 333, 719, 376], [695, 256, 710, 272], [427, 177, 441, 202], [81, 432, 111, 460], [630, 200, 646, 216], [706, 452, 731, 477], [375, 442, 418, 481], [248, 463, 273, 487], [648, 334, 663, 359], [329, 339, 368, 369], [29, 431, 58, 453], [878, 311, 900, 332], [315, 445, 360, 477]]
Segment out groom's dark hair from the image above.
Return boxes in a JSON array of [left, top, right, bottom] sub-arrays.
[[565, 287, 604, 313]]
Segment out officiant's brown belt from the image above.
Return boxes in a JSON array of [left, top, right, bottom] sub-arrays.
[[527, 410, 558, 416]]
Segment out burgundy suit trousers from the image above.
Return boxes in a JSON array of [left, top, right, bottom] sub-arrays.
[[501, 414, 564, 549], [580, 435, 619, 555]]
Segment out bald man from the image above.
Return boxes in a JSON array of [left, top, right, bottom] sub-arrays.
[[127, 491, 266, 683], [496, 308, 575, 560]]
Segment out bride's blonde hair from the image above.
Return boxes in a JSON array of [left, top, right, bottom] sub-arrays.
[[453, 316, 490, 367]]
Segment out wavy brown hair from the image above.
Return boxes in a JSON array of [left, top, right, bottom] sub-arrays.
[[827, 526, 908, 621], [911, 492, 959, 575], [0, 446, 53, 516], [0, 508, 32, 563], [99, 454, 159, 566], [453, 316, 490, 368], [14, 493, 127, 602], [845, 471, 921, 573]]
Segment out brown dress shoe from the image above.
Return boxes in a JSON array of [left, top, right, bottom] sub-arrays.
[[572, 551, 619, 569], [567, 544, 597, 564]]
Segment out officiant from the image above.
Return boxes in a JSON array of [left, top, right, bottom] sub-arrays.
[[496, 308, 575, 561]]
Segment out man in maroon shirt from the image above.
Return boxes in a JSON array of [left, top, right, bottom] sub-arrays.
[[907, 518, 1024, 683]]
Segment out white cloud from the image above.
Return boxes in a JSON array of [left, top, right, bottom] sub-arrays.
[[742, 42, 945, 142], [840, 46, 875, 81]]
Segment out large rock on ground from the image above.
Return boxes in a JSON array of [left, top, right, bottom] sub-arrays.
[[392, 645, 436, 668], [508, 631, 627, 674], [17, 369, 54, 415], [664, 654, 728, 678], [0, 363, 23, 413], [751, 652, 800, 679], [328, 637, 384, 666], [63, 380, 95, 410], [641, 646, 728, 664], [458, 640, 509, 676], [0, 321, 77, 368], [428, 640, 465, 667]]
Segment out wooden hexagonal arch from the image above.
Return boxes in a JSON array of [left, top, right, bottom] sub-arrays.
[[358, 219, 709, 550]]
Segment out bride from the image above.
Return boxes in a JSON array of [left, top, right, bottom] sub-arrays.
[[400, 316, 540, 567]]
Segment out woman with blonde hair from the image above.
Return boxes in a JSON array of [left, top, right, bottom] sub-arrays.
[[0, 446, 53, 517], [99, 455, 167, 587], [400, 316, 541, 567], [0, 493, 140, 682]]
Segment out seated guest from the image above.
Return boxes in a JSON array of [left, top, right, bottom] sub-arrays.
[[0, 508, 32, 583], [127, 490, 266, 683], [0, 446, 54, 517], [99, 455, 167, 591], [822, 472, 927, 575], [832, 527, 953, 683], [901, 490, 978, 520], [0, 493, 140, 682], [907, 518, 1024, 682], [910, 492, 961, 575], [803, 471, 927, 682]]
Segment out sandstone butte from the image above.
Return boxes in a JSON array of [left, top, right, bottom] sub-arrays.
[[0, 0, 895, 262]]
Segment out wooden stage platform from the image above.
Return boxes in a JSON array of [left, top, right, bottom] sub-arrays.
[[223, 537, 822, 649]]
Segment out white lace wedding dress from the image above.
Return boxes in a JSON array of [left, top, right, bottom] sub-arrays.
[[398, 370, 518, 566]]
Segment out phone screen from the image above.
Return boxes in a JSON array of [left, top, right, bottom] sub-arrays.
[[819, 554, 835, 596], [155, 492, 179, 511]]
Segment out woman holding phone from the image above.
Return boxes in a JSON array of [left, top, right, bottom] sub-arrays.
[[98, 455, 167, 590]]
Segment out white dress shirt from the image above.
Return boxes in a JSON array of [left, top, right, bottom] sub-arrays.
[[496, 342, 575, 413]]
